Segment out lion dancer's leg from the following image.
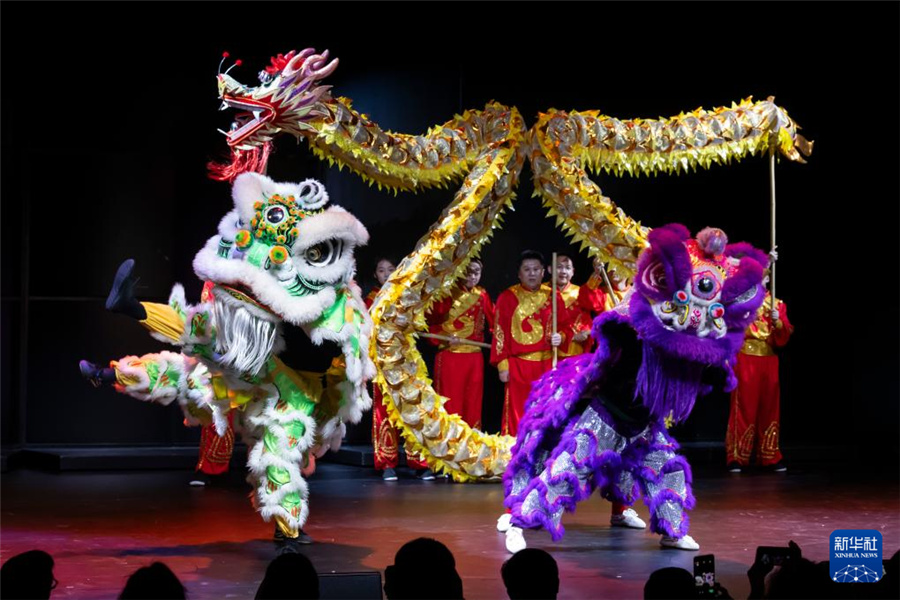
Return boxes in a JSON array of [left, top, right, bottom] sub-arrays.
[[246, 364, 318, 546], [627, 425, 699, 550], [502, 403, 630, 553], [86, 260, 239, 484], [81, 350, 212, 424]]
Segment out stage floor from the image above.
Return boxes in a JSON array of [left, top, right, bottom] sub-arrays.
[[2, 463, 898, 599]]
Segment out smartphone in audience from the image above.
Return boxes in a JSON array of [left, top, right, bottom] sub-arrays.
[[694, 554, 715, 595], [755, 546, 799, 568]]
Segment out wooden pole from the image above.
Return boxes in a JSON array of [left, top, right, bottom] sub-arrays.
[[419, 332, 491, 349], [551, 252, 558, 368], [769, 151, 777, 312]]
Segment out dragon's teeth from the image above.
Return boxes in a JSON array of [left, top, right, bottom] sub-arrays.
[[219, 102, 229, 111], [217, 129, 229, 136], [252, 110, 263, 120]]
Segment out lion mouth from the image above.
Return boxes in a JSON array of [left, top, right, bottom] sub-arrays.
[[219, 95, 275, 148], [216, 283, 279, 317]]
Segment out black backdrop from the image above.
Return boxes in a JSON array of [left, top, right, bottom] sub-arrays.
[[2, 3, 897, 466]]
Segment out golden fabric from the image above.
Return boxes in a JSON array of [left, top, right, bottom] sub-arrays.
[[440, 287, 483, 340], [760, 422, 781, 460], [113, 360, 142, 387], [744, 298, 784, 342], [274, 515, 299, 538], [561, 284, 579, 309], [140, 302, 184, 343], [494, 322, 505, 355], [741, 339, 775, 357], [447, 344, 482, 354], [511, 284, 551, 346], [517, 350, 551, 362], [604, 288, 627, 312], [741, 297, 786, 355]]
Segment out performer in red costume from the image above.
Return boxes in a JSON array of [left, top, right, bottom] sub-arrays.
[[726, 289, 793, 472], [367, 258, 433, 481], [491, 251, 567, 437], [552, 255, 592, 359], [578, 258, 631, 314], [426, 260, 494, 429]]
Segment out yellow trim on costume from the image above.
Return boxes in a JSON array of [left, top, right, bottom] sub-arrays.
[[446, 345, 482, 354], [741, 339, 776, 357], [140, 302, 184, 343], [497, 359, 509, 372], [515, 351, 552, 362], [111, 360, 141, 387], [274, 515, 299, 538]]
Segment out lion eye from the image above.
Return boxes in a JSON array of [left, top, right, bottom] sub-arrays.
[[303, 240, 342, 266], [266, 206, 285, 224]]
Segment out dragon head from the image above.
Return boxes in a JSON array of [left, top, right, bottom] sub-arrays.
[[217, 48, 337, 151], [629, 223, 768, 367], [194, 172, 368, 327]]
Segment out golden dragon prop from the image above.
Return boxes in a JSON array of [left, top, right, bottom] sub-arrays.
[[213, 48, 812, 481]]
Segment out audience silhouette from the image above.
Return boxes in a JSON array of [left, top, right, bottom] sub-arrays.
[[501, 548, 559, 600], [118, 562, 186, 599], [644, 567, 696, 600], [255, 552, 320, 599], [0, 550, 57, 600], [384, 537, 463, 600]]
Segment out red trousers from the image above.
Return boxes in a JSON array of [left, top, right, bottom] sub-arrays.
[[434, 350, 484, 429], [196, 413, 235, 475], [726, 353, 783, 466], [502, 356, 551, 437], [372, 386, 428, 470]]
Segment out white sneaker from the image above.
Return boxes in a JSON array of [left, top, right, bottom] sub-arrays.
[[610, 508, 647, 529], [496, 513, 513, 532], [506, 527, 527, 553], [660, 534, 700, 551]]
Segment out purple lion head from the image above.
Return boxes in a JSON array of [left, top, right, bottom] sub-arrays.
[[624, 224, 767, 421], [630, 224, 767, 365]]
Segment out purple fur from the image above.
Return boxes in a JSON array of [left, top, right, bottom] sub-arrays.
[[649, 226, 693, 287], [635, 343, 705, 423], [721, 257, 765, 307], [503, 224, 767, 543]]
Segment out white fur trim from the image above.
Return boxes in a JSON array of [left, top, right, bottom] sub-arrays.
[[168, 283, 187, 310]]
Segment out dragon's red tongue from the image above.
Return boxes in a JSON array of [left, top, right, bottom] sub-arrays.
[[207, 142, 273, 183]]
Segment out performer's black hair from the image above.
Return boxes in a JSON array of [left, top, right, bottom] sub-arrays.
[[518, 250, 546, 269]]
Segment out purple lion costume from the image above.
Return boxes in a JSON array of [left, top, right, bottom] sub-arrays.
[[501, 224, 769, 551]]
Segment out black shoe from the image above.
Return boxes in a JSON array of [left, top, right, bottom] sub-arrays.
[[274, 525, 313, 545], [417, 469, 436, 481], [727, 463, 742, 473], [106, 259, 147, 320], [767, 462, 787, 473], [79, 360, 115, 387]]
